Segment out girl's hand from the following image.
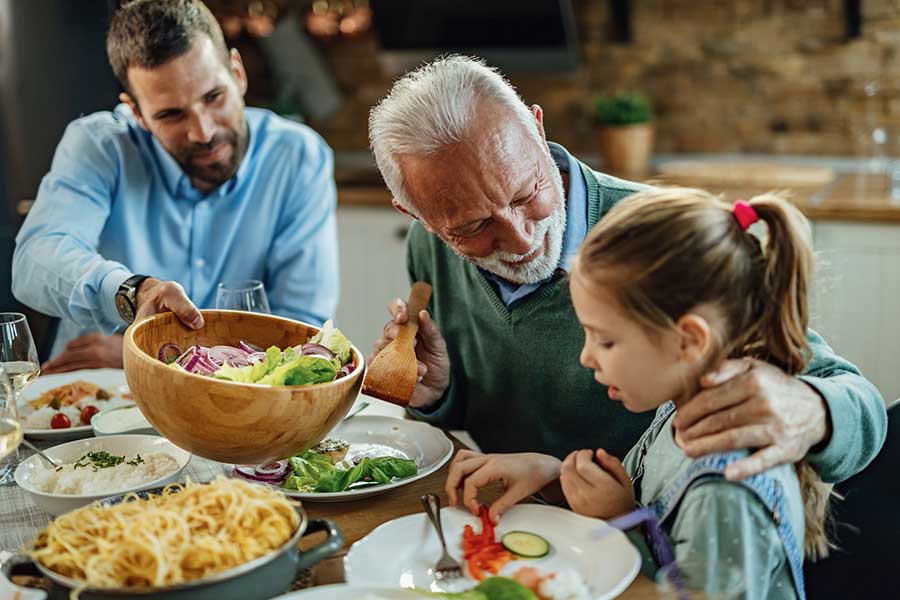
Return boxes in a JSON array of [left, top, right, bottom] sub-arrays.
[[560, 448, 635, 519], [444, 450, 563, 523]]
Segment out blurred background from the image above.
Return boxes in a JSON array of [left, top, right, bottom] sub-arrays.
[[2, 2, 900, 594]]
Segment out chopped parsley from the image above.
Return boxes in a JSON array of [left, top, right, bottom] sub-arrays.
[[72, 451, 144, 471]]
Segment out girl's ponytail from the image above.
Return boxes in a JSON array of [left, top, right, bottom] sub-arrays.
[[745, 194, 834, 560], [742, 195, 813, 374]]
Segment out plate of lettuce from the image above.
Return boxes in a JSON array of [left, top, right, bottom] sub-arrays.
[[232, 416, 454, 502]]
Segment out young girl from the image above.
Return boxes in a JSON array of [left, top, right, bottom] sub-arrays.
[[445, 188, 831, 599]]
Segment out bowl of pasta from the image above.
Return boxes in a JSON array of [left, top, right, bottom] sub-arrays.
[[2, 478, 344, 599], [122, 310, 366, 464]]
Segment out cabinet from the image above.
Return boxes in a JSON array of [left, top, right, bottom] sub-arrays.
[[334, 206, 413, 356], [810, 221, 900, 403]]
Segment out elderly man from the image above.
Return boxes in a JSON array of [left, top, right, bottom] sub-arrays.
[[368, 55, 886, 509], [13, 0, 337, 372]]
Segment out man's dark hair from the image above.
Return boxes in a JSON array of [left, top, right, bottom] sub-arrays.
[[107, 0, 229, 94]]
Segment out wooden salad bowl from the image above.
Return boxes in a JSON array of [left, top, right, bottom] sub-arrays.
[[123, 310, 365, 464]]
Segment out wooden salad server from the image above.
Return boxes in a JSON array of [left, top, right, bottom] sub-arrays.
[[362, 282, 433, 406]]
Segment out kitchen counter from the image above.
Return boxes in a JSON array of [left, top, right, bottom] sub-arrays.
[[335, 152, 900, 223]]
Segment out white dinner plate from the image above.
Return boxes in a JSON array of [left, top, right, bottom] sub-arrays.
[[231, 415, 454, 503], [344, 504, 641, 600], [274, 585, 421, 599], [18, 369, 133, 441]]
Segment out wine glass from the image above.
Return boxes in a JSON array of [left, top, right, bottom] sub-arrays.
[[0, 312, 40, 408], [0, 315, 36, 484], [215, 280, 271, 313], [0, 365, 21, 463]]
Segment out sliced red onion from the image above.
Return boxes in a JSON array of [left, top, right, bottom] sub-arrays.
[[301, 343, 334, 360], [194, 355, 220, 375], [183, 353, 200, 373], [337, 365, 353, 379], [209, 346, 250, 367], [248, 352, 268, 364], [255, 460, 290, 479], [158, 342, 183, 364], [174, 346, 196, 367], [239, 340, 262, 354], [233, 464, 288, 483]]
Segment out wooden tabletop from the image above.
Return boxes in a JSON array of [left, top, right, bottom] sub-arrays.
[[301, 437, 657, 598]]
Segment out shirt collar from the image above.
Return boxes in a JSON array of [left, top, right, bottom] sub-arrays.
[[547, 142, 589, 272]]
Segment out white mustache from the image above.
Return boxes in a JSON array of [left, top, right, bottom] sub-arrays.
[[487, 216, 551, 262]]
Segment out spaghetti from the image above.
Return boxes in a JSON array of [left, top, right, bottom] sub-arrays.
[[29, 477, 300, 590]]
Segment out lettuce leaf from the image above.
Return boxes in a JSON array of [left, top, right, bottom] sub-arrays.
[[312, 456, 418, 493], [284, 450, 335, 491], [308, 320, 352, 365], [257, 355, 337, 386], [284, 450, 418, 493]]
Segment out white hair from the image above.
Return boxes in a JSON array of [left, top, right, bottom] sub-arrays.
[[368, 55, 543, 215]]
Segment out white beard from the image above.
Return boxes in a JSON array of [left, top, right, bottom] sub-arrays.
[[457, 158, 568, 285]]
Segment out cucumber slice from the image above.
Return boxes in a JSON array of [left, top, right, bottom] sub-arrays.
[[501, 531, 551, 558]]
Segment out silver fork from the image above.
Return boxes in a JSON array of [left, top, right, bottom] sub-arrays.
[[421, 493, 464, 581]]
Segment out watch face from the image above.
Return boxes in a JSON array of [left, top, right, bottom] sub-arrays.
[[116, 294, 135, 323]]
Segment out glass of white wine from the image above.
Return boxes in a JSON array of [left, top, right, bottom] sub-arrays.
[[0, 312, 40, 391], [0, 364, 21, 459], [0, 311, 38, 439], [0, 364, 22, 485]]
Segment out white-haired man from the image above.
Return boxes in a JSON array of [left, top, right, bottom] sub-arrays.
[[369, 55, 886, 510]]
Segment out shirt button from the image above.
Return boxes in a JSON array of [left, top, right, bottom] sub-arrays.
[[195, 258, 206, 268]]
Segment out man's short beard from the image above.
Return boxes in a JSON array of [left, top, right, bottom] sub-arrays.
[[176, 119, 249, 188]]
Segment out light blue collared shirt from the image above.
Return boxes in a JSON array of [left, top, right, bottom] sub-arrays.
[[13, 104, 339, 358], [480, 142, 588, 306]]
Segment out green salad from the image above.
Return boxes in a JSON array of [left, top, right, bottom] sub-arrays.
[[161, 320, 355, 386], [283, 450, 418, 493]]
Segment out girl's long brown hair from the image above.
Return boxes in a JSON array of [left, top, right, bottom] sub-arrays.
[[575, 187, 832, 560]]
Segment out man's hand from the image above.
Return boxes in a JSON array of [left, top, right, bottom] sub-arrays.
[[675, 358, 831, 481], [134, 278, 204, 328], [42, 333, 124, 374], [445, 449, 563, 523], [560, 449, 635, 519], [369, 298, 450, 409]]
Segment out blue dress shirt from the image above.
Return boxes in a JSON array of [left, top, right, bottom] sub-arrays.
[[13, 104, 339, 358]]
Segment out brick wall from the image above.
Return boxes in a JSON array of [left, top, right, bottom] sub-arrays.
[[303, 0, 900, 156]]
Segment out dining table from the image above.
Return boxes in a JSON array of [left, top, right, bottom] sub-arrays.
[[0, 398, 656, 598]]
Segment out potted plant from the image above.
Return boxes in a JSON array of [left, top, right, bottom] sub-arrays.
[[593, 92, 654, 176]]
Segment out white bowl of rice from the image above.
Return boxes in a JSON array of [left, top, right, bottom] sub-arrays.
[[14, 434, 191, 516]]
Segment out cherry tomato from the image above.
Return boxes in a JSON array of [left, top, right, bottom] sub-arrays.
[[80, 405, 100, 425], [50, 413, 71, 429]]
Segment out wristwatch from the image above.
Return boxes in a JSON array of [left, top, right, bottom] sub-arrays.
[[115, 274, 151, 324]]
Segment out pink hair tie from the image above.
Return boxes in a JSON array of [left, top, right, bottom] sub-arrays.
[[732, 200, 759, 231]]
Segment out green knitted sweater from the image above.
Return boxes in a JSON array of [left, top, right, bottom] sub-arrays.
[[406, 163, 651, 459]]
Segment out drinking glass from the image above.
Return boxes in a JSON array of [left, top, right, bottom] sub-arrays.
[[0, 365, 21, 462], [215, 280, 271, 313], [0, 313, 38, 483]]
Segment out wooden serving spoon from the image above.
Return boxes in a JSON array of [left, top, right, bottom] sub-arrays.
[[362, 282, 433, 406]]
